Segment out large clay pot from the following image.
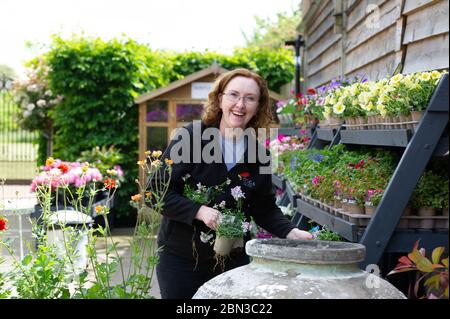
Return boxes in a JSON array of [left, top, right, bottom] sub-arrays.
[[193, 239, 406, 299]]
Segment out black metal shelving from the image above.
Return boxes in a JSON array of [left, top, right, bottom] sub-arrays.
[[272, 74, 449, 267]]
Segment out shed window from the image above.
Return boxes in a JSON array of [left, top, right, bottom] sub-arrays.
[[147, 100, 168, 122], [176, 103, 204, 122], [146, 127, 168, 152]]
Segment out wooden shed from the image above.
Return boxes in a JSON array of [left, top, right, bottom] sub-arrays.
[[135, 65, 283, 163], [299, 0, 449, 88]]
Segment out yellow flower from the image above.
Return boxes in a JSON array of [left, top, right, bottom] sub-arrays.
[[431, 70, 441, 79], [152, 150, 162, 158], [137, 160, 145, 166], [145, 150, 151, 156], [151, 160, 161, 168], [333, 102, 345, 115], [419, 72, 431, 81], [349, 84, 359, 96], [45, 157, 55, 166], [390, 74, 404, 84], [376, 103, 386, 114], [165, 158, 173, 166], [81, 164, 89, 173], [324, 106, 332, 115], [367, 102, 375, 111], [329, 97, 337, 105]]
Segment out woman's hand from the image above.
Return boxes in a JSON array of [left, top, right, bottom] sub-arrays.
[[195, 205, 220, 230], [286, 228, 313, 240]]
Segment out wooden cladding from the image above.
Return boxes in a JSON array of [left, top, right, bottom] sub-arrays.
[[301, 0, 449, 88]]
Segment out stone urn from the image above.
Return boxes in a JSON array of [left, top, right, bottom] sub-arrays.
[[193, 239, 406, 299]]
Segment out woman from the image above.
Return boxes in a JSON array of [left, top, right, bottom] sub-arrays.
[[156, 68, 312, 299]]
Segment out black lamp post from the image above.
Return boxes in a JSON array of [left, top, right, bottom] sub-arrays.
[[285, 34, 305, 96]]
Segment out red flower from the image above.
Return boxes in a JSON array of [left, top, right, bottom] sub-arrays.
[[307, 88, 316, 95], [0, 217, 7, 231], [239, 172, 250, 178], [104, 178, 117, 189], [58, 163, 70, 174]]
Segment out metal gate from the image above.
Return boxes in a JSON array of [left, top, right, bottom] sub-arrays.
[[0, 82, 38, 182]]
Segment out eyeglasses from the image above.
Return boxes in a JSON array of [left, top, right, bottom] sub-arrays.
[[222, 91, 259, 106]]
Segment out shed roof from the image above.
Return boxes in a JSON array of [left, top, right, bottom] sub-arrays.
[[135, 65, 283, 104]]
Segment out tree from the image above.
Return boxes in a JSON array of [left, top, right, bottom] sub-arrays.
[[243, 9, 302, 49], [0, 64, 17, 80]]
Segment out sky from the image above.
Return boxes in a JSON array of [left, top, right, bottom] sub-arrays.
[[0, 0, 300, 79]]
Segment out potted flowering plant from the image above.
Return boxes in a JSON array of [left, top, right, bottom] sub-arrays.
[[31, 157, 104, 210], [213, 186, 251, 269], [364, 189, 383, 216]]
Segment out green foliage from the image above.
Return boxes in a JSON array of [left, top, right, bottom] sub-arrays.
[[281, 144, 398, 206], [315, 228, 342, 241], [410, 171, 448, 208], [170, 47, 294, 92], [77, 145, 125, 184], [243, 10, 302, 49]]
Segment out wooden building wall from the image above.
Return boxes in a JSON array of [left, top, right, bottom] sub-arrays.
[[300, 0, 449, 88]]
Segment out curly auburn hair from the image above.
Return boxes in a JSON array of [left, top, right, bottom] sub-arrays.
[[202, 68, 273, 130]]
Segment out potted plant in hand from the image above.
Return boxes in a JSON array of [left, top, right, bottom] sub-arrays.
[[214, 186, 251, 270]]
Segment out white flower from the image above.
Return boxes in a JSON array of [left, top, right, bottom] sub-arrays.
[[231, 186, 245, 201], [26, 103, 35, 111], [23, 110, 31, 118], [242, 221, 251, 232], [200, 231, 213, 244], [219, 200, 226, 209], [333, 102, 345, 115], [26, 84, 39, 92], [45, 90, 53, 96], [36, 99, 46, 107]]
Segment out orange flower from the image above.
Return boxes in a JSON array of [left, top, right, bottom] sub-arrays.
[[95, 205, 104, 214], [145, 192, 152, 198], [104, 178, 117, 189], [165, 159, 173, 166], [131, 194, 142, 201]]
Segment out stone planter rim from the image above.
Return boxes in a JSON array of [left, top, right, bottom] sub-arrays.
[[246, 239, 366, 264]]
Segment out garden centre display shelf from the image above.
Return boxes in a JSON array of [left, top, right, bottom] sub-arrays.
[[308, 127, 341, 149], [271, 174, 285, 190], [273, 74, 449, 267]]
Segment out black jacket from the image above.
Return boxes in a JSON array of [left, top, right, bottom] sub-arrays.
[[156, 121, 295, 262]]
